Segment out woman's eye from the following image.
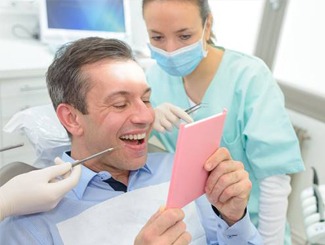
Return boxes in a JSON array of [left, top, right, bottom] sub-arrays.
[[151, 35, 163, 42], [180, 34, 191, 40]]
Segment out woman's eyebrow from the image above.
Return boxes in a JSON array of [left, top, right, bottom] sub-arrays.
[[149, 29, 163, 35], [175, 28, 189, 33]]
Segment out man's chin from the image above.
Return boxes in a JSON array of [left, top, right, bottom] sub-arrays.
[[127, 155, 148, 171]]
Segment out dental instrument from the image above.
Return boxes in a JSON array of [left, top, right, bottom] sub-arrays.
[[184, 103, 202, 115], [0, 143, 24, 152], [71, 147, 118, 167], [312, 167, 325, 222], [301, 167, 325, 244]]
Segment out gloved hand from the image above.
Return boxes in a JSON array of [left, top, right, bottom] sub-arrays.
[[154, 103, 193, 133], [0, 157, 81, 221]]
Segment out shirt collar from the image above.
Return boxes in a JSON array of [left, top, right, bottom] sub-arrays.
[[61, 152, 97, 199], [62, 151, 152, 199]]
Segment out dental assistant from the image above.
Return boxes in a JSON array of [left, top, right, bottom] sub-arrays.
[[142, 0, 305, 244]]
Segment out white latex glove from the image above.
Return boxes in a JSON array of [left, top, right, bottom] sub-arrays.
[[154, 103, 193, 133], [0, 157, 81, 221]]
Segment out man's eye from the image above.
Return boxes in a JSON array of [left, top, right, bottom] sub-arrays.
[[113, 104, 127, 109], [143, 100, 151, 105]]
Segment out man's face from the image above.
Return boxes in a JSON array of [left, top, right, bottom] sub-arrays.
[[76, 59, 155, 174]]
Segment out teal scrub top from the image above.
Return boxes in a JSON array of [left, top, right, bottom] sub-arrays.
[[146, 48, 305, 231]]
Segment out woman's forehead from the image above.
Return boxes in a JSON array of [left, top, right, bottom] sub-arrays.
[[144, 1, 201, 30], [144, 1, 200, 18]]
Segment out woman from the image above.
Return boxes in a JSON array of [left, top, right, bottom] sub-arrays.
[[142, 0, 305, 244], [0, 158, 81, 221]]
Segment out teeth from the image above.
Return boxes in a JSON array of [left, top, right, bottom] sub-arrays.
[[120, 133, 146, 140]]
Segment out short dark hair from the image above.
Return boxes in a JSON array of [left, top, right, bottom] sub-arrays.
[[46, 37, 136, 114]]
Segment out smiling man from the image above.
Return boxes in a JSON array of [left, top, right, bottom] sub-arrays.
[[0, 37, 262, 245]]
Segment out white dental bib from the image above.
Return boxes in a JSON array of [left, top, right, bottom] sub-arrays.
[[57, 182, 206, 244]]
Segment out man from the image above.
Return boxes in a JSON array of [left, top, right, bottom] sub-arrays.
[[0, 37, 262, 244]]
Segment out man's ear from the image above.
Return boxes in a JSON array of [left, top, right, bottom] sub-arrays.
[[56, 103, 84, 136]]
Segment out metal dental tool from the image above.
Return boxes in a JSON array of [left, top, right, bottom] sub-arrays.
[[71, 146, 118, 167], [0, 143, 24, 152], [185, 103, 201, 114], [184, 103, 202, 115]]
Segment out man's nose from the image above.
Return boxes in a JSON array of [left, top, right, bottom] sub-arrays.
[[131, 102, 154, 124]]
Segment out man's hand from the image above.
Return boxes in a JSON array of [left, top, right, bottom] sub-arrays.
[[204, 147, 252, 226], [134, 207, 192, 245]]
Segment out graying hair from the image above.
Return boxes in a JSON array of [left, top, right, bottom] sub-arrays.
[[46, 37, 136, 114]]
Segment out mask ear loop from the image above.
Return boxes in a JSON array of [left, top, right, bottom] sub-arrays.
[[201, 20, 208, 57]]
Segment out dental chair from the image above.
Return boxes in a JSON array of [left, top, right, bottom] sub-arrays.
[[300, 167, 325, 245], [0, 104, 165, 187], [0, 161, 37, 187]]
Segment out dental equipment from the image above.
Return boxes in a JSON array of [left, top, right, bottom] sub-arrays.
[[71, 147, 118, 167], [312, 167, 325, 222], [301, 167, 325, 244], [184, 103, 202, 115], [0, 143, 24, 152]]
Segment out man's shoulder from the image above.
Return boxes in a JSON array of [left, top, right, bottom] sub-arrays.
[[0, 210, 58, 243], [0, 197, 95, 243]]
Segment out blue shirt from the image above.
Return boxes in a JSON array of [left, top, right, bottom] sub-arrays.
[[0, 152, 262, 244]]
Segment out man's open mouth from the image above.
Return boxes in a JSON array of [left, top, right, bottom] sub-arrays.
[[120, 133, 146, 145]]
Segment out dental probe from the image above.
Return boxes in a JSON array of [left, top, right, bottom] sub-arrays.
[[71, 146, 118, 167], [184, 103, 202, 115]]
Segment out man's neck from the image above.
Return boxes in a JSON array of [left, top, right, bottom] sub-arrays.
[[85, 163, 130, 186]]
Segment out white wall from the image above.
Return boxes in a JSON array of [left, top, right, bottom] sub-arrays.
[[0, 1, 38, 39], [274, 0, 325, 97], [128, 0, 149, 52], [209, 0, 264, 55]]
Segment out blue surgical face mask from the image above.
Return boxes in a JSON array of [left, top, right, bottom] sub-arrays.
[[148, 23, 208, 77]]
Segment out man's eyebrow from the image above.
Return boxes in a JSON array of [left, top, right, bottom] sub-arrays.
[[104, 87, 152, 102], [106, 91, 129, 99]]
